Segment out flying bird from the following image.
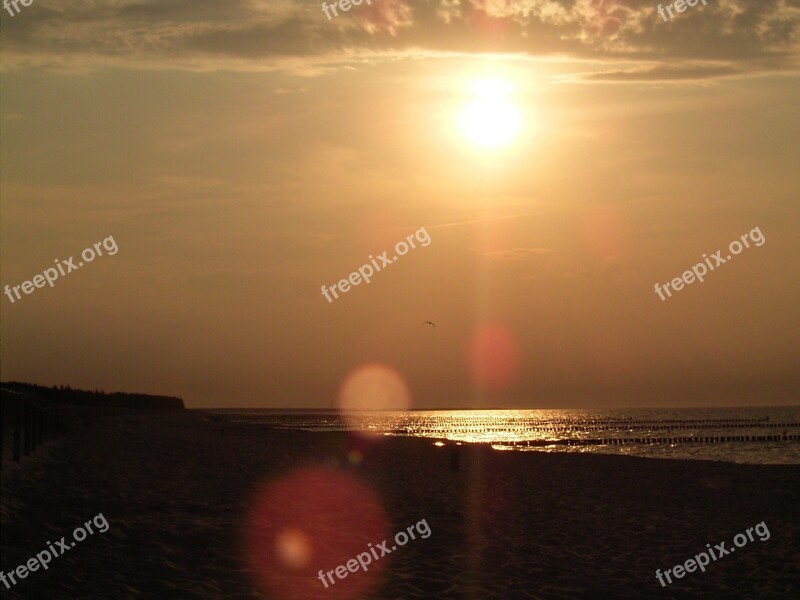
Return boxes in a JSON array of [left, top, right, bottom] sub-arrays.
[[423, 321, 436, 329]]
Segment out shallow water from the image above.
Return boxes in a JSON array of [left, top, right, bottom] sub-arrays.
[[208, 406, 800, 465]]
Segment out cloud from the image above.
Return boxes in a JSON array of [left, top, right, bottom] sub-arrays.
[[583, 63, 742, 81], [428, 213, 541, 230], [482, 247, 553, 259], [0, 0, 797, 79]]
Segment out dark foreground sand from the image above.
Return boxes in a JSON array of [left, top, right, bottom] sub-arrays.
[[2, 410, 799, 599]]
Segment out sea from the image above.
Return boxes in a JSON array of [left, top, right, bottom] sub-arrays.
[[207, 406, 800, 465]]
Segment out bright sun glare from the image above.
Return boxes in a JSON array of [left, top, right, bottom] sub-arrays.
[[458, 79, 522, 149]]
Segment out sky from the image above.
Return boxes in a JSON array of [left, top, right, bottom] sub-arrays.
[[1, 0, 799, 409]]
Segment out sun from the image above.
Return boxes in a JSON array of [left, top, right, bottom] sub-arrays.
[[459, 98, 521, 148], [458, 79, 522, 149]]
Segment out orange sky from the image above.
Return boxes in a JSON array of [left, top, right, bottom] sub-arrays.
[[1, 0, 799, 408]]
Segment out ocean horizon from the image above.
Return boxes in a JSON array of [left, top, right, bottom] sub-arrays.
[[207, 406, 800, 465]]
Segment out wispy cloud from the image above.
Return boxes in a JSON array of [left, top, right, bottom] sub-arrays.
[[427, 213, 540, 230], [482, 247, 553, 260]]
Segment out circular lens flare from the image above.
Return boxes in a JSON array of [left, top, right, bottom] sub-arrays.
[[244, 468, 388, 600], [467, 323, 521, 392], [338, 364, 411, 437], [580, 206, 628, 264], [338, 364, 410, 412], [275, 528, 313, 570], [347, 449, 363, 465]]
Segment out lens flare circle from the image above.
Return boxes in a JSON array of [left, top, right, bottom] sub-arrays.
[[275, 528, 313, 570], [338, 363, 411, 413], [244, 468, 389, 600], [467, 323, 521, 392], [347, 449, 363, 465]]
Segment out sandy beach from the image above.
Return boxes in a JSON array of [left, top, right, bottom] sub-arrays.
[[1, 409, 799, 599]]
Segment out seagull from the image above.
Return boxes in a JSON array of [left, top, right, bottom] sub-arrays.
[[423, 321, 436, 329]]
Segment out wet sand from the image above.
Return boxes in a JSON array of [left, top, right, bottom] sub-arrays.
[[2, 410, 799, 599]]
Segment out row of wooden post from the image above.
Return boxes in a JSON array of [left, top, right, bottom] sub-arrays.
[[504, 434, 800, 447], [0, 397, 62, 467]]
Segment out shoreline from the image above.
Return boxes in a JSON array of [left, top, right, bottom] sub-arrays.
[[198, 406, 800, 466]]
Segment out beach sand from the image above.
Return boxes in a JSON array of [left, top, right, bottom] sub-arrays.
[[2, 410, 799, 599]]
